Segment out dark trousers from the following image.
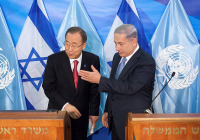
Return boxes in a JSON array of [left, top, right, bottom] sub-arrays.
[[71, 116, 89, 140], [111, 119, 121, 140]]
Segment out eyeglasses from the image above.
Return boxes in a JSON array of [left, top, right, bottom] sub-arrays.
[[64, 41, 85, 49]]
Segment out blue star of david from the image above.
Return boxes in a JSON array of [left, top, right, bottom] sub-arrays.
[[18, 48, 48, 91]]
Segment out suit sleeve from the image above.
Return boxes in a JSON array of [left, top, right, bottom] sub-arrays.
[[42, 56, 68, 109], [99, 58, 155, 96], [104, 94, 109, 112], [89, 56, 100, 116]]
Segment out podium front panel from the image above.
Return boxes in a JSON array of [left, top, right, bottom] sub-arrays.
[[126, 113, 200, 140], [0, 111, 71, 140]]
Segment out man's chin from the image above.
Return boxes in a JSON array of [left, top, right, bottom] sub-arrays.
[[119, 53, 125, 57], [67, 53, 75, 59], [68, 55, 80, 59], [68, 56, 74, 59]]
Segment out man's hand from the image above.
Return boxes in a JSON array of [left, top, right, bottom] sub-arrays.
[[90, 116, 99, 128], [79, 65, 101, 84], [102, 112, 109, 128], [64, 103, 81, 119]]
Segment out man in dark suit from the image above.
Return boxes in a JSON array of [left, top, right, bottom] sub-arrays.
[[42, 27, 100, 140], [79, 24, 156, 140]]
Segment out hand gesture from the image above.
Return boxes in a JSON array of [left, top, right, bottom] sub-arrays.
[[79, 65, 101, 84]]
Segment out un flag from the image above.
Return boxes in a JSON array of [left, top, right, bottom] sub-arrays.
[[151, 0, 200, 113], [0, 6, 27, 110]]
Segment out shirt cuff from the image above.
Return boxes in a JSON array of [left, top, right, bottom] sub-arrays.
[[61, 102, 69, 111]]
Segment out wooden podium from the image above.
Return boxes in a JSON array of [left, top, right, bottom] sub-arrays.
[[126, 113, 200, 140], [0, 111, 71, 140]]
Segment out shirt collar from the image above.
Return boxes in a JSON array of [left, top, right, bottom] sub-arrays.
[[124, 44, 139, 62]]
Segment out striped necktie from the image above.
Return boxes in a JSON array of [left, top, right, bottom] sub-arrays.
[[115, 57, 127, 79]]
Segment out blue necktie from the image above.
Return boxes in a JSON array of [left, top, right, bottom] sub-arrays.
[[115, 57, 127, 79]]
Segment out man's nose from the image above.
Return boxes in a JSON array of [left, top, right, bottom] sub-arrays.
[[115, 44, 120, 51], [68, 46, 74, 51]]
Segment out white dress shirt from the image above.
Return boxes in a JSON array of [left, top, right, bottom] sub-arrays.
[[61, 53, 82, 111]]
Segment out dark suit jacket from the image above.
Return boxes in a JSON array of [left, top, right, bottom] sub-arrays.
[[99, 48, 155, 140], [42, 51, 100, 139]]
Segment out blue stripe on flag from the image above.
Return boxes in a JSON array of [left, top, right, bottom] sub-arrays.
[[25, 97, 36, 110], [107, 61, 112, 68], [28, 0, 60, 53], [117, 0, 151, 54], [136, 8, 156, 41], [117, 1, 138, 24]]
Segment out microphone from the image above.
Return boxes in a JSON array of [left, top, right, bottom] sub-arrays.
[[145, 72, 175, 114]]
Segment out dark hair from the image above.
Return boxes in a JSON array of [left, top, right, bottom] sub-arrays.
[[65, 27, 87, 43]]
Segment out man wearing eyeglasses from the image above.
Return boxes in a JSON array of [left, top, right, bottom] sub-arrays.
[[42, 27, 100, 140]]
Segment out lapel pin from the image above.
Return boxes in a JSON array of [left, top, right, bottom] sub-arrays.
[[84, 64, 86, 67]]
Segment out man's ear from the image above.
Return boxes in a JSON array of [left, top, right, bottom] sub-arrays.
[[82, 42, 87, 50], [132, 38, 137, 46]]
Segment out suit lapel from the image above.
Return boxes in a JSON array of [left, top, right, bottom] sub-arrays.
[[110, 54, 121, 79], [62, 52, 75, 89], [118, 48, 143, 79], [76, 51, 88, 94]]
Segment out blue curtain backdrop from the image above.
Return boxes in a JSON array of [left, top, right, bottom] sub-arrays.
[[1, 0, 200, 140]]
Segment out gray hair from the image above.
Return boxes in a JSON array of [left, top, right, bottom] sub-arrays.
[[114, 24, 137, 40]]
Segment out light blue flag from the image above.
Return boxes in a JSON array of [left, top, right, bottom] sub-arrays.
[[151, 0, 200, 113], [57, 0, 110, 134], [16, 0, 60, 110], [0, 6, 27, 110], [104, 0, 151, 67]]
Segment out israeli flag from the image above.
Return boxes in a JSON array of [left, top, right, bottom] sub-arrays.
[[57, 0, 110, 134], [151, 0, 200, 113], [104, 0, 151, 67], [16, 0, 60, 110], [0, 6, 27, 110]]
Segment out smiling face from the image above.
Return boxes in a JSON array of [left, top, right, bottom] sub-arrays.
[[65, 32, 86, 59], [114, 33, 137, 57]]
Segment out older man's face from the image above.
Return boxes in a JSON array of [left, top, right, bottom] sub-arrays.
[[65, 32, 86, 59], [114, 33, 137, 57]]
